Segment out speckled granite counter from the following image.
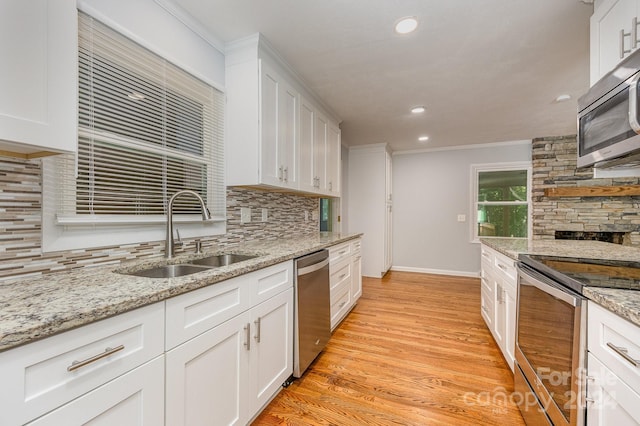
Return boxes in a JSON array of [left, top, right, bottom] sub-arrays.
[[0, 232, 361, 352], [480, 237, 640, 328]]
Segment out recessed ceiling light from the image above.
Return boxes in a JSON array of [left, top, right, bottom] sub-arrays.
[[127, 91, 146, 101], [411, 106, 425, 114], [555, 94, 571, 103], [418, 136, 429, 142], [395, 16, 418, 34]]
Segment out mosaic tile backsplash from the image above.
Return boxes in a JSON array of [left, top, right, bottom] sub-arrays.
[[0, 156, 319, 280]]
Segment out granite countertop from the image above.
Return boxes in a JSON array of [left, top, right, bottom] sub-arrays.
[[480, 237, 640, 328], [0, 232, 361, 353]]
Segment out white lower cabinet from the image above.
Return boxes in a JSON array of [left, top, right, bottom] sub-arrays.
[[479, 244, 517, 371], [28, 356, 165, 426], [0, 302, 165, 426], [587, 302, 640, 424], [166, 312, 250, 426], [165, 261, 294, 426], [329, 238, 363, 330]]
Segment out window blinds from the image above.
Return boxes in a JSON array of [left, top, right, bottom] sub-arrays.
[[56, 12, 225, 223]]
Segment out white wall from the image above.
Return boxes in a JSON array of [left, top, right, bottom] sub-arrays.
[[340, 144, 349, 233], [392, 141, 531, 276]]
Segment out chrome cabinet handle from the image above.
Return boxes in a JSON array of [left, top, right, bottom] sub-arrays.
[[633, 17, 639, 49], [621, 28, 632, 59], [254, 318, 261, 343], [329, 181, 332, 191], [67, 345, 125, 372], [481, 306, 489, 315], [481, 251, 490, 258], [497, 263, 508, 271], [244, 323, 251, 350], [607, 342, 640, 367], [278, 166, 284, 181], [339, 301, 347, 309], [284, 167, 288, 183]]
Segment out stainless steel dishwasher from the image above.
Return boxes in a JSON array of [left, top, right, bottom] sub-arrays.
[[293, 249, 331, 378]]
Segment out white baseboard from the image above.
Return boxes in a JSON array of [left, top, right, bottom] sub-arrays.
[[390, 265, 480, 278]]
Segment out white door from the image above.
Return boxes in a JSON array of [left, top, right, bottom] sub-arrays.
[[249, 288, 294, 412], [259, 62, 282, 187], [326, 124, 341, 196], [28, 357, 164, 426], [313, 113, 328, 192], [591, 0, 638, 83], [166, 312, 251, 426], [299, 100, 316, 192], [279, 81, 298, 189]]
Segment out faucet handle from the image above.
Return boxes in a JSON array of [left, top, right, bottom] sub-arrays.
[[195, 239, 202, 254], [174, 229, 185, 250]]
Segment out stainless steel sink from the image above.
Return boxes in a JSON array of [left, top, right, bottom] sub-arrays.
[[127, 264, 212, 278], [189, 254, 257, 267]]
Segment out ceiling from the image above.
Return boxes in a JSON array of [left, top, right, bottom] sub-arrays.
[[169, 0, 593, 152]]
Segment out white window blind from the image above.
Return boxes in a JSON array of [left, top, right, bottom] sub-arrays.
[[55, 12, 225, 225]]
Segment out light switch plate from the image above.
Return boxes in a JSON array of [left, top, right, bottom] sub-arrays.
[[457, 214, 466, 222], [261, 208, 268, 222]]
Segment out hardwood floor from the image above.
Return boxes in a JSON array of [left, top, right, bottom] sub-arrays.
[[253, 271, 525, 425]]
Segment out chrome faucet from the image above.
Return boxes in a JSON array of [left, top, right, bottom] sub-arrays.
[[166, 190, 211, 259]]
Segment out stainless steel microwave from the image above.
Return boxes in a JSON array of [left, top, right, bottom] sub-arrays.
[[578, 48, 640, 168]]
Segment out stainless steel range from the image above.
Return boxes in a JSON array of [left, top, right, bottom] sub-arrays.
[[515, 254, 640, 426]]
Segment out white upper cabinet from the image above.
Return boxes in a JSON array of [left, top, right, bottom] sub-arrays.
[[0, 0, 77, 157], [591, 0, 640, 84], [225, 34, 341, 197]]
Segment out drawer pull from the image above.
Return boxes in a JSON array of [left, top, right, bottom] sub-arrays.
[[497, 263, 508, 271], [254, 317, 261, 343], [607, 342, 640, 367], [67, 345, 125, 372], [339, 273, 347, 279], [338, 250, 347, 255], [339, 301, 347, 309], [244, 323, 251, 350], [481, 252, 490, 258]]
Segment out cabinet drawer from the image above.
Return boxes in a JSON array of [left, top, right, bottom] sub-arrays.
[[494, 251, 516, 282], [27, 356, 165, 426], [480, 280, 494, 329], [481, 245, 494, 269], [351, 238, 362, 255], [588, 302, 640, 394], [330, 261, 351, 292], [252, 261, 294, 305], [329, 242, 351, 266], [166, 274, 252, 350], [0, 302, 164, 426], [587, 352, 640, 424], [330, 284, 351, 329]]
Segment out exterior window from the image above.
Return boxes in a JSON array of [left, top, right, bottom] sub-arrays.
[[42, 12, 225, 252], [472, 163, 531, 240]]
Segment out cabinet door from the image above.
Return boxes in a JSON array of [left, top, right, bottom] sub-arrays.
[[591, 0, 638, 84], [166, 312, 251, 426], [314, 113, 328, 192], [260, 62, 282, 187], [28, 357, 164, 426], [503, 285, 517, 371], [326, 123, 341, 196], [493, 280, 506, 350], [0, 0, 77, 154], [249, 288, 294, 412], [299, 99, 316, 193], [351, 253, 363, 302], [587, 353, 640, 425], [279, 81, 298, 189]]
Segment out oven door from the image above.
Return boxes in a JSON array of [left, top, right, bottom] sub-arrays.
[[515, 264, 586, 426]]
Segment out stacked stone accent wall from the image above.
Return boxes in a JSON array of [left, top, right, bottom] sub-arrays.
[[0, 156, 319, 280], [532, 135, 640, 245]]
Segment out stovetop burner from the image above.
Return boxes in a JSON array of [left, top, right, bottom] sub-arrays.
[[519, 254, 640, 294]]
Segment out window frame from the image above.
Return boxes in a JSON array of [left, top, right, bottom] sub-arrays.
[[470, 161, 532, 243], [41, 12, 226, 253]]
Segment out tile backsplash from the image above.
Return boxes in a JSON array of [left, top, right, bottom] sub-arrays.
[[532, 135, 640, 246], [0, 156, 319, 280]]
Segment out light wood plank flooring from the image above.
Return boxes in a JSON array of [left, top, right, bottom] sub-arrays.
[[253, 271, 525, 425]]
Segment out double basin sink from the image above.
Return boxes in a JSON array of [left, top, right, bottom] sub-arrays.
[[126, 254, 258, 278]]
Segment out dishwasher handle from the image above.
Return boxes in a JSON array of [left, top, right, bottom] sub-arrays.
[[298, 258, 329, 276]]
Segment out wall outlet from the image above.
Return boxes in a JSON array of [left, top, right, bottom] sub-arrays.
[[457, 214, 466, 222], [312, 210, 319, 221], [240, 207, 251, 223], [261, 208, 268, 222]]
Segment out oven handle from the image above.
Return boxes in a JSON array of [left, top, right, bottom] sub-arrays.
[[629, 73, 640, 133], [518, 266, 582, 307]]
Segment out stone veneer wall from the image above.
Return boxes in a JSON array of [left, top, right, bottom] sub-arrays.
[[0, 156, 319, 280], [532, 135, 640, 245]]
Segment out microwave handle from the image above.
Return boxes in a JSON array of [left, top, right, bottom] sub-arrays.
[[629, 73, 640, 133]]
